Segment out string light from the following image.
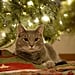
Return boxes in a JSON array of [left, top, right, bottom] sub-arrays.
[[67, 0, 73, 5], [58, 30, 63, 35], [23, 12, 26, 15], [2, 0, 8, 2], [3, 24, 7, 27], [1, 32, 6, 38], [64, 13, 68, 17], [27, 1, 34, 6], [40, 5, 45, 10], [10, 39, 14, 42], [59, 20, 63, 25], [57, 36, 61, 41], [23, 5, 26, 8], [41, 15, 50, 22], [51, 0, 55, 1], [12, 24, 16, 28], [28, 20, 33, 26], [6, 13, 11, 15], [18, 1, 21, 4], [34, 17, 39, 23]]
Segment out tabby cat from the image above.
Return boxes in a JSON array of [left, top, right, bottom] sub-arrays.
[[15, 25, 66, 68]]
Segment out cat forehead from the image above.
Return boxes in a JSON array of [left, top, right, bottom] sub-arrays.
[[24, 30, 39, 36]]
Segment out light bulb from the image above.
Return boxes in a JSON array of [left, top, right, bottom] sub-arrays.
[[2, 0, 8, 2], [59, 20, 63, 25], [67, 0, 73, 5], [1, 32, 6, 38], [12, 24, 16, 28], [27, 1, 34, 6], [64, 14, 68, 17], [34, 17, 39, 23], [28, 20, 33, 26], [41, 15, 50, 22], [23, 12, 26, 15], [3, 24, 7, 27], [51, 0, 55, 1], [6, 13, 11, 15]]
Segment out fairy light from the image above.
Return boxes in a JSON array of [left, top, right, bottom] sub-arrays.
[[28, 20, 33, 26], [64, 13, 68, 17], [67, 0, 73, 5], [23, 12, 26, 15], [57, 36, 61, 41], [10, 39, 14, 42], [59, 20, 63, 25], [12, 24, 16, 28], [34, 17, 39, 23], [23, 5, 26, 8], [27, 1, 34, 6], [6, 13, 11, 15], [40, 5, 45, 10], [58, 31, 63, 35], [3, 24, 7, 27], [1, 32, 6, 38], [41, 15, 50, 22], [51, 0, 55, 1], [2, 0, 8, 2], [18, 1, 21, 4]]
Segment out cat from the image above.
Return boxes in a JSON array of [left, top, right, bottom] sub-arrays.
[[15, 25, 67, 68]]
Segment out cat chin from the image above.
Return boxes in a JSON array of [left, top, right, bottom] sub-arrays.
[[27, 49, 41, 53]]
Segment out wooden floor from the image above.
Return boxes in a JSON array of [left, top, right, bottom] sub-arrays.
[[59, 54, 75, 61]]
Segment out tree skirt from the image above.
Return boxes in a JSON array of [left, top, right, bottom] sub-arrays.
[[0, 50, 75, 75]]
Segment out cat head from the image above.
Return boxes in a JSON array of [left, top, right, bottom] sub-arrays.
[[16, 25, 44, 53]]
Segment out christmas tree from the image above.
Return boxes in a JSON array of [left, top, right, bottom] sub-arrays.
[[0, 0, 75, 48]]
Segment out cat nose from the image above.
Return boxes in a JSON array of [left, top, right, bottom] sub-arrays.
[[30, 45, 33, 47]]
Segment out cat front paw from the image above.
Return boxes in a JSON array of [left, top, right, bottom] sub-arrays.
[[42, 61, 55, 68]]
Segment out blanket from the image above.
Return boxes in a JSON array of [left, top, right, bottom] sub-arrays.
[[0, 50, 75, 75]]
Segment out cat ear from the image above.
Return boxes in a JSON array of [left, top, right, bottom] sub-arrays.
[[36, 25, 44, 34], [17, 25, 26, 35]]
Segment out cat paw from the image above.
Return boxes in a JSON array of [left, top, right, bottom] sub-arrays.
[[42, 61, 55, 68]]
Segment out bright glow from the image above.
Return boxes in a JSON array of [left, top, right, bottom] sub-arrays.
[[59, 20, 63, 25], [58, 31, 63, 35], [67, 0, 73, 5], [23, 12, 26, 15], [3, 24, 7, 27], [18, 1, 21, 4], [6, 13, 11, 15], [3, 5, 6, 8], [1, 32, 6, 37], [41, 15, 50, 22], [28, 20, 33, 26], [57, 37, 61, 41], [64, 14, 68, 17], [40, 5, 45, 10], [27, 1, 34, 6], [2, 0, 8, 2], [23, 5, 26, 8], [12, 24, 16, 28], [34, 17, 39, 23], [10, 39, 14, 42], [51, 0, 55, 1]]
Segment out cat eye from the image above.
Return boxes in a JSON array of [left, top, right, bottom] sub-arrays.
[[35, 38, 38, 41], [24, 38, 28, 41]]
